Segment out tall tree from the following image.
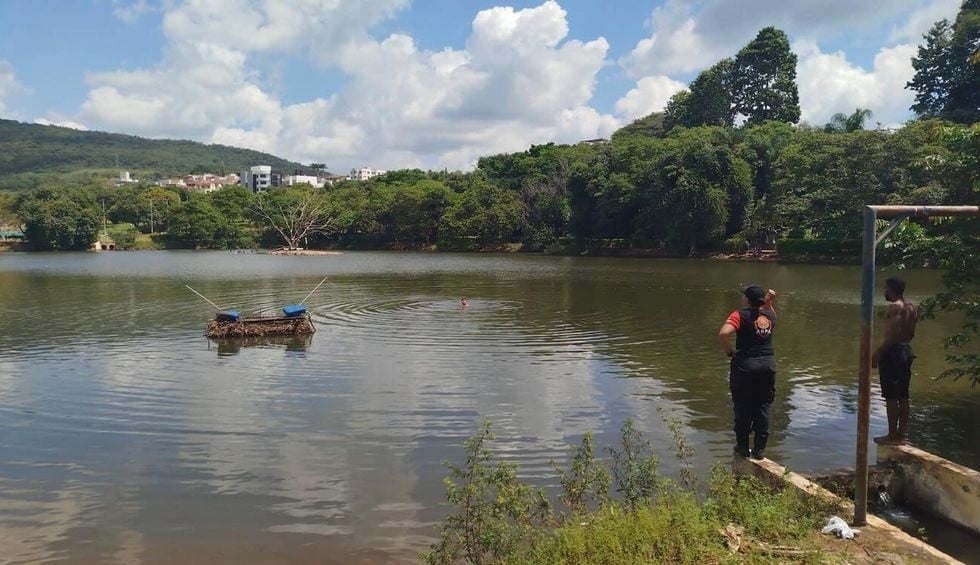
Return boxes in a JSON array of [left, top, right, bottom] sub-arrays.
[[907, 1, 980, 124], [251, 187, 334, 250], [730, 27, 801, 125], [664, 60, 735, 129]]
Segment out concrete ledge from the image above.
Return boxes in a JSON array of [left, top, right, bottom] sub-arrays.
[[878, 444, 980, 536], [734, 456, 963, 564]]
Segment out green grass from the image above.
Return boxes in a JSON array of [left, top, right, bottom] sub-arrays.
[[131, 233, 164, 250], [515, 494, 723, 565], [421, 421, 846, 565], [513, 473, 841, 565]]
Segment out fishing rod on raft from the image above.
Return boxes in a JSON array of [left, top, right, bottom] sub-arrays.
[[185, 284, 226, 312], [184, 276, 327, 315], [298, 276, 329, 305]]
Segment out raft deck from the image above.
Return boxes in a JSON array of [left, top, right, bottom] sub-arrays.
[[205, 314, 316, 338]]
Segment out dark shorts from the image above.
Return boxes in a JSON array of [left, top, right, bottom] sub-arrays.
[[878, 343, 914, 400]]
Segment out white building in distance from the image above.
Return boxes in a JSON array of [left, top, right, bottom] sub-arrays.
[[241, 165, 280, 193], [114, 171, 139, 186], [349, 167, 387, 181], [283, 174, 324, 188]]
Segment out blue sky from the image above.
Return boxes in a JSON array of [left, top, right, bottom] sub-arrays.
[[0, 0, 963, 171]]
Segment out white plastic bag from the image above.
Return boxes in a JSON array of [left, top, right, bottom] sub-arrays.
[[821, 516, 859, 539]]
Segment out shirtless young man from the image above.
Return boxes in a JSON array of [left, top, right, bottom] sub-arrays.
[[872, 277, 918, 446]]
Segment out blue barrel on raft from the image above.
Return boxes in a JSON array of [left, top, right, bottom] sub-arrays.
[[282, 304, 307, 317], [215, 310, 240, 322]]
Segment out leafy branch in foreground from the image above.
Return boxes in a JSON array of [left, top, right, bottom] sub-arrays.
[[554, 432, 609, 517], [606, 418, 663, 511], [916, 221, 980, 387], [894, 124, 980, 388], [422, 422, 550, 565]]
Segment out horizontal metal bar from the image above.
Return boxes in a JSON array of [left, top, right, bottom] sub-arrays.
[[869, 205, 980, 218]]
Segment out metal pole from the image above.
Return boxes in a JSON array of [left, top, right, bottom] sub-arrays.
[[870, 205, 978, 217], [855, 206, 877, 526]]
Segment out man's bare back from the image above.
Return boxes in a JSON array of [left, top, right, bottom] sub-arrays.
[[883, 299, 917, 345]]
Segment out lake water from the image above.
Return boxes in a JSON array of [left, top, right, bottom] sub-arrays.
[[1, 251, 977, 563]]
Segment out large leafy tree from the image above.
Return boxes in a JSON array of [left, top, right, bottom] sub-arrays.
[[907, 1, 980, 124], [629, 127, 749, 252], [664, 59, 735, 129], [209, 185, 254, 222], [16, 188, 101, 251], [440, 178, 525, 244], [730, 27, 801, 125], [167, 197, 248, 249], [389, 181, 455, 244]]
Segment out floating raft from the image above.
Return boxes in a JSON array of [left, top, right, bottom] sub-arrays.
[[205, 306, 316, 338]]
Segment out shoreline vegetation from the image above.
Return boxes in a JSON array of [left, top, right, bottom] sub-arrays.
[[0, 240, 864, 265], [421, 420, 945, 564]]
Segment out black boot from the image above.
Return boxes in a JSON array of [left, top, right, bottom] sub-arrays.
[[734, 435, 750, 458], [751, 435, 767, 460]]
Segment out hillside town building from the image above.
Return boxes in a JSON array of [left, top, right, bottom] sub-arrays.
[[348, 167, 387, 181], [156, 173, 240, 193]]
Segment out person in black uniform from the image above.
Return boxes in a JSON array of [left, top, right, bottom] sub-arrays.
[[718, 285, 777, 460]]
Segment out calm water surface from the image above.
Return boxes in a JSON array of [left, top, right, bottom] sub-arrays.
[[0, 251, 977, 563]]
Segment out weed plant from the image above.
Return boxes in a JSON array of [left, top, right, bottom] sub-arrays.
[[421, 419, 843, 564]]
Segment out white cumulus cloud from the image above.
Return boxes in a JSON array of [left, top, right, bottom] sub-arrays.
[[33, 118, 89, 131], [75, 0, 617, 171], [65, 0, 964, 170], [614, 75, 687, 121], [889, 0, 962, 42], [795, 41, 918, 128], [622, 0, 942, 78]]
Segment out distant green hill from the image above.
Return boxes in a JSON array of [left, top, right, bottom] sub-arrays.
[[0, 119, 309, 191]]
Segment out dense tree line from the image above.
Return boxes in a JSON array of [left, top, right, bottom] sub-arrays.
[[6, 116, 972, 255], [5, 3, 978, 260]]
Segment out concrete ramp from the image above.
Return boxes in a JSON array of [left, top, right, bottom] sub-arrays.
[[734, 456, 963, 564], [878, 444, 980, 536]]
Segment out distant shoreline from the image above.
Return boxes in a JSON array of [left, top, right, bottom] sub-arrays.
[[0, 243, 861, 264], [266, 248, 343, 256]]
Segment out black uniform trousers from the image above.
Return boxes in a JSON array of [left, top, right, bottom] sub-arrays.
[[729, 355, 776, 452]]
